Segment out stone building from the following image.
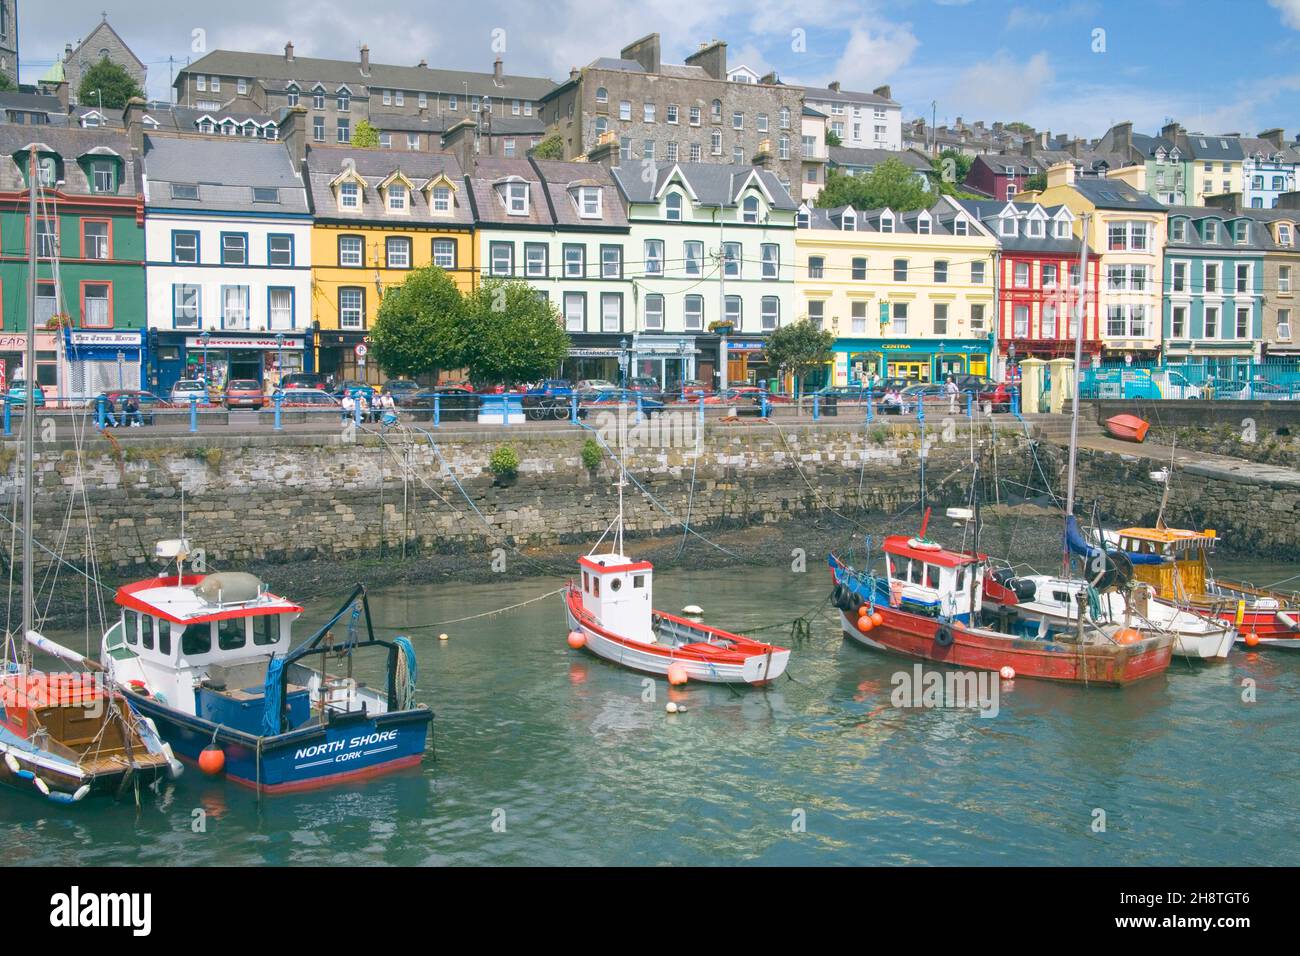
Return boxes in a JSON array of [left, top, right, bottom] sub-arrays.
[[58, 16, 147, 106], [538, 34, 805, 192], [0, 0, 16, 89]]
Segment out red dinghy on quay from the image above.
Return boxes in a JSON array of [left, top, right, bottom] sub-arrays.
[[1104, 414, 1150, 442]]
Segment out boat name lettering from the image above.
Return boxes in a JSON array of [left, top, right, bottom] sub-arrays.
[[294, 730, 398, 761]]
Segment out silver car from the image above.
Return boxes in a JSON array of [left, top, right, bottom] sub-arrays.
[[170, 379, 209, 405]]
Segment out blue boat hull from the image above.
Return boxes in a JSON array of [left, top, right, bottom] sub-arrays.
[[126, 692, 431, 794]]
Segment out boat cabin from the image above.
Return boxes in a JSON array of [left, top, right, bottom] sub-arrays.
[[881, 535, 982, 622], [578, 553, 654, 643], [1114, 526, 1215, 602]]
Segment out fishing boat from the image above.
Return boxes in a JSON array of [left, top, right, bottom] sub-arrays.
[[562, 443, 789, 685], [1104, 414, 1150, 442], [2, 144, 176, 804], [99, 540, 432, 794]]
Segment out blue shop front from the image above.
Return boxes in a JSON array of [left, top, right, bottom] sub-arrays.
[[832, 336, 994, 386], [149, 329, 314, 395]]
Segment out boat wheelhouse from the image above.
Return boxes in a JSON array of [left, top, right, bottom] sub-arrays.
[[879, 534, 982, 623]]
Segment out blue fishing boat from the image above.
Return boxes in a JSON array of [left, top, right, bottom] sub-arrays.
[[99, 541, 431, 795]]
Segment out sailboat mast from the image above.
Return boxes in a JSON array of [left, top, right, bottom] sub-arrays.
[[21, 146, 38, 646], [1063, 212, 1090, 518]]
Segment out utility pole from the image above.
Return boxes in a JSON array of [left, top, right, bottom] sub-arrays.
[[714, 204, 729, 391]]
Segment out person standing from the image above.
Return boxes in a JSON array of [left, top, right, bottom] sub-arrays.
[[340, 390, 356, 424]]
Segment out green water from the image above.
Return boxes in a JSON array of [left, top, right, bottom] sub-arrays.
[[3, 553, 1298, 866]]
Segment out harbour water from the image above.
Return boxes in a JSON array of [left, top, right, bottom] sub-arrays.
[[2, 550, 1298, 866]]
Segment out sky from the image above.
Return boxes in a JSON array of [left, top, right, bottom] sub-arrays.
[[19, 0, 1300, 140]]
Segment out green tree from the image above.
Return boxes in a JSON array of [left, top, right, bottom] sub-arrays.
[[1024, 172, 1047, 192], [816, 158, 933, 211], [352, 119, 380, 149], [824, 129, 842, 148], [0, 74, 14, 93], [935, 148, 972, 185], [459, 279, 570, 386], [763, 320, 835, 396], [529, 134, 565, 160], [369, 265, 465, 379], [77, 59, 144, 110]]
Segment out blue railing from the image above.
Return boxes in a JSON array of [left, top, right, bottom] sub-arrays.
[[1079, 359, 1300, 400]]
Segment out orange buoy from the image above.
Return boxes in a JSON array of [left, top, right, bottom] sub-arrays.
[[858, 605, 870, 619], [667, 662, 689, 686], [1244, 631, 1260, 647], [857, 617, 874, 633], [566, 629, 586, 649], [871, 611, 884, 626], [1114, 628, 1142, 645], [198, 744, 226, 776]]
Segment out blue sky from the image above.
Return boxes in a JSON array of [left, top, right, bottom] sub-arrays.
[[19, 0, 1300, 139]]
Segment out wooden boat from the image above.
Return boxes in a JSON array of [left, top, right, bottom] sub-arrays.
[[828, 537, 1174, 687], [1105, 414, 1150, 442], [99, 542, 432, 794], [1100, 525, 1300, 650]]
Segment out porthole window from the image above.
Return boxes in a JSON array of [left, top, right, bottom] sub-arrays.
[[610, 577, 623, 592]]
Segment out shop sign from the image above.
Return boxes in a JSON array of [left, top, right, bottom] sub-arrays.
[[184, 336, 303, 350], [568, 348, 623, 357], [69, 330, 142, 347]]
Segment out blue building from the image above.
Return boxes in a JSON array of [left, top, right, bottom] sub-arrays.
[[1240, 132, 1299, 209]]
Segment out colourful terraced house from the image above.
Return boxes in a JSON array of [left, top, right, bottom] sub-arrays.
[[0, 125, 145, 401]]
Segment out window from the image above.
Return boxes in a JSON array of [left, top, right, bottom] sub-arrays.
[[595, 87, 608, 104], [711, 99, 722, 122], [339, 288, 364, 329], [1041, 302, 1057, 338], [711, 129, 722, 155], [1204, 263, 1219, 294], [1281, 265, 1292, 294], [724, 295, 742, 328], [891, 302, 908, 334], [523, 243, 548, 278], [221, 233, 247, 266], [1014, 305, 1029, 337], [848, 301, 866, 334], [1170, 218, 1186, 241], [970, 303, 986, 332], [1171, 261, 1187, 293], [916, 216, 931, 235], [600, 245, 621, 279], [684, 295, 703, 330], [689, 105, 701, 126], [35, 218, 57, 257], [934, 260, 948, 283], [505, 182, 528, 215], [779, 107, 791, 129], [339, 181, 361, 210], [1108, 221, 1148, 251], [760, 296, 779, 331], [173, 284, 200, 328], [338, 235, 364, 267], [336, 118, 350, 144], [1204, 305, 1219, 338], [645, 294, 665, 330], [313, 116, 325, 142], [644, 103, 656, 123], [337, 89, 350, 111], [933, 303, 949, 336], [778, 135, 790, 160], [742, 196, 760, 223], [1203, 220, 1219, 244], [619, 100, 631, 121], [761, 244, 779, 279], [490, 242, 514, 276], [689, 143, 701, 162], [432, 238, 456, 269], [601, 293, 622, 332], [851, 257, 867, 281], [808, 256, 824, 279], [665, 192, 683, 221], [576, 186, 601, 218], [893, 259, 907, 282], [431, 185, 451, 212], [91, 162, 115, 193], [563, 244, 585, 278], [732, 111, 743, 130], [1236, 263, 1251, 294], [594, 116, 609, 139], [644, 240, 664, 275], [666, 142, 678, 162], [972, 261, 986, 284], [732, 145, 744, 164], [220, 285, 249, 329], [379, 133, 391, 149], [1279, 224, 1292, 246], [503, 139, 517, 158], [722, 242, 741, 278], [666, 104, 678, 124], [683, 241, 703, 277], [563, 292, 585, 331], [1171, 305, 1187, 338], [269, 288, 293, 328], [644, 140, 656, 161], [1235, 307, 1250, 339], [312, 88, 325, 110], [172, 231, 198, 264], [387, 183, 407, 212], [386, 236, 411, 268]]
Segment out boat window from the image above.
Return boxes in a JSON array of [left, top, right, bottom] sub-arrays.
[[254, 615, 279, 646], [218, 618, 248, 651], [137, 612, 153, 650], [924, 564, 939, 588], [583, 571, 589, 593], [181, 621, 212, 656], [158, 619, 172, 656], [125, 613, 137, 645], [1053, 590, 1069, 603], [593, 577, 600, 597], [955, 568, 965, 591], [633, 575, 644, 588], [610, 577, 622, 592]]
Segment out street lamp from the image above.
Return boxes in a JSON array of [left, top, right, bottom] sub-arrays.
[[619, 336, 630, 388], [275, 332, 285, 387], [200, 330, 211, 386]]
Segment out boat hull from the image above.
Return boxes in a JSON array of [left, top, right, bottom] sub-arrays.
[[1105, 414, 1149, 442], [126, 691, 431, 794], [1202, 600, 1300, 649], [564, 593, 789, 685]]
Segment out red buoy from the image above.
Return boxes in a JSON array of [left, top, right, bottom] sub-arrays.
[[567, 629, 586, 649], [198, 744, 226, 776]]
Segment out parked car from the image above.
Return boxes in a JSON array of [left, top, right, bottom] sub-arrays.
[[5, 379, 45, 408], [700, 386, 788, 405], [576, 379, 619, 391], [573, 387, 666, 419], [522, 378, 574, 399], [951, 374, 1014, 412], [170, 379, 210, 406], [275, 388, 341, 408], [1207, 378, 1299, 401], [331, 381, 376, 403], [223, 379, 267, 410], [281, 372, 325, 390], [406, 388, 479, 421], [92, 390, 174, 425], [381, 379, 423, 405]]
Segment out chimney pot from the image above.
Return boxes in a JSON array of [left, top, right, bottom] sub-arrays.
[[494, 57, 503, 82], [873, 84, 891, 100], [360, 45, 370, 73], [828, 80, 840, 93], [284, 41, 294, 63]]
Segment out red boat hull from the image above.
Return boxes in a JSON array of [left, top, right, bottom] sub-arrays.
[[1105, 414, 1149, 442], [840, 605, 1173, 686], [1204, 604, 1299, 646]]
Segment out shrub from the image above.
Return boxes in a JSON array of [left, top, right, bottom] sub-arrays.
[[489, 444, 520, 479], [581, 437, 603, 470]]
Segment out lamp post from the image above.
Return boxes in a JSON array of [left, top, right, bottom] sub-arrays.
[[200, 329, 211, 389], [275, 332, 285, 388], [619, 336, 630, 389]]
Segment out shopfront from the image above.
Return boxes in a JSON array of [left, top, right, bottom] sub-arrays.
[[562, 336, 628, 385], [833, 337, 993, 386], [630, 334, 707, 391], [726, 338, 772, 388], [62, 330, 145, 401], [172, 332, 308, 394], [317, 329, 376, 386], [0, 332, 60, 398]]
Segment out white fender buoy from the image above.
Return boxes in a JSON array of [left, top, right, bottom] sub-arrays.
[[682, 605, 704, 615], [3, 752, 20, 775], [666, 701, 679, 714], [72, 784, 91, 803], [33, 776, 50, 796], [438, 633, 449, 642]]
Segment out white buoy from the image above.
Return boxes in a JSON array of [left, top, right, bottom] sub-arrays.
[[1000, 665, 1016, 680], [3, 752, 20, 775], [666, 701, 678, 714], [682, 605, 704, 615], [438, 633, 449, 642]]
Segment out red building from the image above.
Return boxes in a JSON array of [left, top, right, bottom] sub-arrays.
[[958, 199, 1102, 367], [963, 155, 1041, 201]]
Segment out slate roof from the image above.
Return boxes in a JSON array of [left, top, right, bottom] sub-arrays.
[[829, 146, 932, 172], [611, 161, 797, 210], [0, 91, 66, 116], [369, 112, 544, 137], [303, 145, 472, 226], [802, 197, 985, 236], [800, 85, 898, 108], [1181, 133, 1244, 161], [179, 49, 556, 101], [0, 125, 140, 197], [1164, 205, 1290, 252], [972, 154, 1040, 175], [464, 156, 628, 229], [957, 199, 1087, 254], [1071, 177, 1167, 211], [142, 133, 308, 214], [1238, 137, 1300, 164]]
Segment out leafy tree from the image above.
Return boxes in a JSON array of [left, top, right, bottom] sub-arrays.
[[77, 59, 144, 110], [459, 279, 570, 386], [529, 134, 565, 160], [1024, 172, 1047, 192], [369, 265, 465, 379], [935, 148, 972, 185], [0, 74, 14, 92], [824, 129, 842, 148], [1005, 121, 1034, 135], [816, 158, 933, 211], [352, 119, 380, 149], [763, 320, 835, 396]]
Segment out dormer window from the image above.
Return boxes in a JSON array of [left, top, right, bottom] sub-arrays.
[[502, 181, 529, 215], [286, 84, 299, 107], [337, 88, 351, 112], [954, 217, 969, 236], [665, 192, 683, 221], [842, 210, 857, 231], [999, 215, 1016, 237], [431, 185, 451, 213], [1279, 223, 1293, 246], [387, 183, 407, 212], [1170, 217, 1185, 241], [340, 181, 359, 209], [36, 155, 57, 187], [742, 195, 760, 223], [1054, 219, 1070, 239], [576, 186, 602, 218], [916, 213, 931, 235], [1203, 220, 1218, 243], [796, 208, 810, 228], [91, 160, 117, 193], [1026, 218, 1045, 238], [1234, 220, 1249, 244]]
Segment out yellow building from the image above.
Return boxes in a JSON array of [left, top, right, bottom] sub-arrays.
[[1025, 163, 1167, 359], [795, 196, 998, 384], [305, 146, 476, 383]]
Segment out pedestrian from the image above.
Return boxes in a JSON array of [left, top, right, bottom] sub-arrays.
[[124, 394, 143, 427], [356, 390, 371, 423], [341, 390, 356, 424]]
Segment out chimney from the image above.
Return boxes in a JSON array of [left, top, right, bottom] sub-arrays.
[[1276, 191, 1300, 210], [1161, 120, 1183, 141], [1046, 161, 1075, 189], [760, 71, 779, 85], [1021, 137, 1035, 157], [1259, 128, 1285, 150], [284, 41, 294, 63], [621, 33, 661, 75], [955, 116, 963, 130], [65, 42, 73, 61], [753, 138, 777, 172], [1111, 120, 1133, 152], [122, 97, 148, 154], [1205, 192, 1243, 213], [360, 45, 370, 74], [1068, 138, 1085, 158], [1106, 164, 1146, 192], [493, 57, 503, 82], [587, 135, 620, 170], [569, 67, 579, 81], [53, 80, 69, 111], [441, 119, 479, 173], [684, 39, 728, 81], [873, 84, 891, 101], [992, 121, 1004, 134], [278, 106, 309, 172], [828, 80, 841, 93]]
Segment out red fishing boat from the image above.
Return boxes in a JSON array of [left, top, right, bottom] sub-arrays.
[[1104, 414, 1150, 442]]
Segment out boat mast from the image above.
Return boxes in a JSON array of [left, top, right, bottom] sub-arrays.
[[21, 146, 38, 657], [1063, 212, 1090, 520]]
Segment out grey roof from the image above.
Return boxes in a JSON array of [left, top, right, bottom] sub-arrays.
[[1130, 132, 1179, 159], [1181, 133, 1244, 161], [369, 111, 544, 137], [304, 145, 472, 226], [611, 161, 797, 210], [1164, 205, 1289, 252], [957, 199, 1087, 254], [803, 197, 981, 236], [1239, 137, 1300, 164], [802, 105, 827, 119], [179, 49, 556, 101], [1071, 177, 1167, 211], [1032, 147, 1133, 176], [972, 154, 1040, 175], [828, 146, 932, 172], [0, 125, 140, 197], [800, 85, 898, 108], [142, 134, 308, 214], [590, 58, 646, 73], [464, 156, 628, 229], [0, 91, 65, 115]]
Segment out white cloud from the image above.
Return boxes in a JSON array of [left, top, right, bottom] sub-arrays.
[[1270, 0, 1300, 29], [948, 51, 1053, 116]]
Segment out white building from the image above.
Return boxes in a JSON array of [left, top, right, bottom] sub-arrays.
[[141, 133, 313, 393], [800, 82, 902, 152]]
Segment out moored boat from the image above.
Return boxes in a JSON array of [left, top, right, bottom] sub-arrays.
[[1105, 414, 1150, 442]]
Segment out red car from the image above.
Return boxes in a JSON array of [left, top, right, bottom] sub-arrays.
[[699, 386, 791, 405], [223, 379, 267, 410]]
